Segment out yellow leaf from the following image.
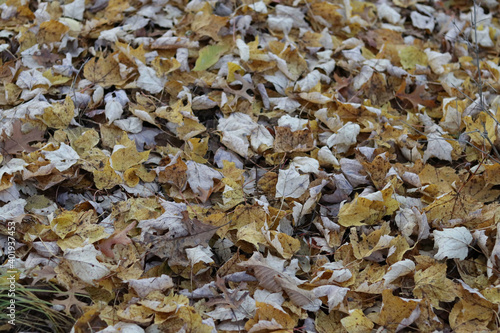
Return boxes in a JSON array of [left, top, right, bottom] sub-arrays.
[[315, 310, 344, 333], [124, 167, 140, 187], [386, 235, 410, 265], [93, 159, 122, 190], [38, 20, 69, 44], [264, 230, 301, 259], [105, 0, 130, 22], [341, 309, 374, 333], [193, 43, 230, 72], [245, 302, 296, 332], [399, 46, 428, 70], [115, 41, 146, 64], [117, 304, 154, 325], [185, 137, 208, 163], [176, 117, 206, 141], [375, 289, 420, 331], [140, 293, 189, 314], [50, 210, 81, 239], [350, 223, 391, 260], [41, 95, 75, 129], [230, 204, 268, 231], [110, 135, 150, 172], [125, 198, 161, 222], [43, 69, 72, 86], [449, 300, 493, 332], [338, 182, 398, 227], [71, 129, 100, 154], [220, 177, 245, 210], [413, 257, 456, 308], [236, 223, 266, 252], [83, 55, 126, 88], [57, 224, 109, 251], [151, 57, 181, 75], [227, 62, 244, 82]]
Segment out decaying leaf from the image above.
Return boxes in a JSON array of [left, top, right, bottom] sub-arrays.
[[5, 1, 500, 332], [143, 211, 220, 267]]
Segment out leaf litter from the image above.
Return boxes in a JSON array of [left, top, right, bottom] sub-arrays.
[[1, 0, 500, 332]]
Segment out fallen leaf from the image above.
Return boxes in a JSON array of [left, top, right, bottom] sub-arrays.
[[434, 227, 472, 260]]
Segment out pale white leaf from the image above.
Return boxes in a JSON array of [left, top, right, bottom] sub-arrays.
[[423, 130, 453, 162], [290, 156, 319, 175], [113, 117, 143, 134], [253, 289, 285, 312], [395, 208, 418, 241], [136, 61, 166, 94], [298, 92, 332, 104], [339, 158, 369, 187], [186, 160, 223, 196], [217, 112, 258, 157], [424, 49, 452, 75], [294, 70, 321, 92], [192, 95, 217, 110], [317, 146, 339, 168], [378, 3, 401, 24], [268, 53, 297, 80], [276, 167, 309, 199], [249, 1, 267, 13], [0, 158, 27, 182], [126, 275, 174, 298], [138, 200, 187, 238], [248, 319, 284, 333], [16, 69, 51, 90], [250, 125, 274, 153], [152, 36, 199, 49], [267, 15, 293, 34], [0, 198, 26, 221], [236, 38, 249, 61], [352, 65, 374, 90], [275, 5, 308, 28], [32, 241, 60, 258], [327, 122, 360, 153], [472, 26, 494, 47], [105, 100, 123, 124], [313, 285, 349, 312], [434, 227, 472, 260], [43, 143, 79, 172], [277, 114, 308, 131], [269, 97, 300, 112], [315, 261, 353, 283], [63, 0, 85, 21], [383, 259, 415, 286], [411, 11, 435, 31], [264, 71, 290, 95], [63, 244, 110, 285], [186, 245, 214, 266]]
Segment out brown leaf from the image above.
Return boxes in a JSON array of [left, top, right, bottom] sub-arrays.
[[0, 120, 45, 156], [274, 126, 315, 153], [30, 266, 57, 285], [83, 55, 127, 88], [144, 211, 220, 266], [396, 80, 436, 110], [205, 276, 248, 309], [32, 48, 61, 67], [97, 221, 137, 258], [222, 74, 255, 106], [53, 285, 89, 315]]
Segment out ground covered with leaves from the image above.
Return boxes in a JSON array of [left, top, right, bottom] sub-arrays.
[[1, 0, 500, 332]]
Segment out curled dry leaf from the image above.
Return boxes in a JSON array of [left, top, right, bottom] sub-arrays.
[[5, 1, 500, 332]]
